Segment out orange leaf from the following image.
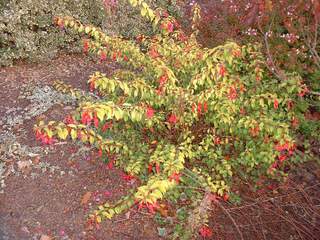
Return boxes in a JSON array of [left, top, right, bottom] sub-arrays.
[[81, 191, 92, 205]]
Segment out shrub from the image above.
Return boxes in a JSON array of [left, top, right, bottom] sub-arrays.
[[0, 0, 182, 66], [184, 0, 319, 93], [101, 0, 184, 38], [34, 1, 308, 238], [0, 0, 107, 66]]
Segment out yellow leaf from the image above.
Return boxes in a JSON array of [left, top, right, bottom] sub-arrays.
[[57, 127, 68, 140], [70, 129, 77, 140], [89, 135, 95, 145], [96, 109, 105, 121]]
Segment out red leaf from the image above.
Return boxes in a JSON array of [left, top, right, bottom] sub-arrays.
[[219, 65, 226, 77], [93, 114, 99, 128], [98, 148, 103, 157], [203, 101, 208, 112], [81, 111, 92, 125], [100, 51, 107, 62], [199, 226, 213, 238], [149, 47, 160, 59], [146, 107, 155, 119], [148, 163, 153, 173], [278, 154, 287, 162], [83, 40, 89, 54], [197, 102, 202, 115], [169, 172, 181, 183], [81, 191, 92, 205], [155, 163, 160, 174], [168, 114, 178, 124], [223, 194, 229, 202], [273, 99, 279, 109], [167, 22, 174, 33], [89, 81, 95, 92], [228, 86, 237, 100]]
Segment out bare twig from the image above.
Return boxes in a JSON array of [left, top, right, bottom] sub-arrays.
[[214, 200, 244, 240]]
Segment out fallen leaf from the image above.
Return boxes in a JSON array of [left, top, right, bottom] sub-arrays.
[[32, 156, 41, 165], [125, 211, 131, 219], [81, 191, 92, 205], [17, 160, 32, 170], [40, 235, 51, 240]]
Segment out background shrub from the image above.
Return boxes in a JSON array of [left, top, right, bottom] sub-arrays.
[[0, 0, 107, 66], [0, 0, 183, 66]]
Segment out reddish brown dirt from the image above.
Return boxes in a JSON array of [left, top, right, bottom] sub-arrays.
[[0, 54, 160, 240]]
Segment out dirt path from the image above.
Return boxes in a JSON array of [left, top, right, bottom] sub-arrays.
[[0, 55, 159, 240]]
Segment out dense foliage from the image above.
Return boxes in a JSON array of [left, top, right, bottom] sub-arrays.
[[185, 0, 320, 142], [33, 0, 311, 238]]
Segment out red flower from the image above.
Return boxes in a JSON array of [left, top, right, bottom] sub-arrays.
[[146, 107, 155, 119], [81, 111, 92, 125], [123, 55, 129, 61], [228, 86, 237, 100], [169, 172, 181, 183], [219, 65, 226, 77], [199, 226, 213, 238], [274, 99, 279, 109], [168, 114, 178, 124]]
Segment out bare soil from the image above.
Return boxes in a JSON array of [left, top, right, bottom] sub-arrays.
[[0, 54, 159, 240]]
